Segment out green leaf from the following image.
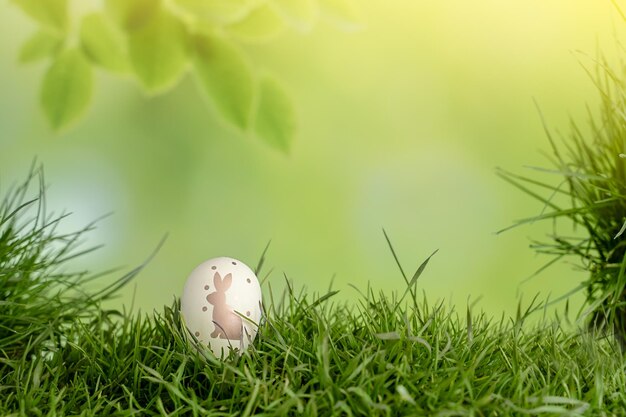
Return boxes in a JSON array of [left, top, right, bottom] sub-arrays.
[[173, 0, 257, 24], [318, 0, 363, 30], [40, 49, 93, 131], [271, 0, 319, 31], [18, 30, 63, 64], [105, 0, 161, 31], [227, 4, 286, 43], [192, 33, 254, 129], [11, 0, 68, 33], [128, 8, 189, 93], [254, 75, 296, 153], [80, 13, 129, 73]]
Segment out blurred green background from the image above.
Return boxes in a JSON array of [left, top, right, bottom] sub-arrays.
[[1, 0, 621, 317]]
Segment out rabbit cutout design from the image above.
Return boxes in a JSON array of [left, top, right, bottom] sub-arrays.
[[206, 272, 243, 340]]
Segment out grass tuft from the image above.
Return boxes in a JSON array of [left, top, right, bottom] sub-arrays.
[[498, 49, 626, 347]]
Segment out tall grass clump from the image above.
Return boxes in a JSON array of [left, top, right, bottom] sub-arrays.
[[0, 164, 139, 408], [498, 50, 626, 347]]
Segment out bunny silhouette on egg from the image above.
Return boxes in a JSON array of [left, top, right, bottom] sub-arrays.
[[181, 257, 263, 357], [206, 272, 242, 340]]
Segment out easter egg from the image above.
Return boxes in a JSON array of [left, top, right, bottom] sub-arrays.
[[181, 257, 263, 357]]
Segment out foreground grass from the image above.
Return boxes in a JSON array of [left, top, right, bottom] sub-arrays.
[[2, 170, 626, 416]]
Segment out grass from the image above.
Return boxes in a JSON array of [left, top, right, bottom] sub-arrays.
[[2, 167, 626, 416], [496, 49, 626, 347]]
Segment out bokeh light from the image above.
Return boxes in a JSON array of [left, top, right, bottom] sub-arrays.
[[1, 0, 620, 318]]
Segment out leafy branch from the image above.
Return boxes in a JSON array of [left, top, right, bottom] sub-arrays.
[[10, 0, 363, 153]]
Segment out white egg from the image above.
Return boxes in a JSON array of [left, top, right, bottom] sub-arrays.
[[180, 257, 263, 357]]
